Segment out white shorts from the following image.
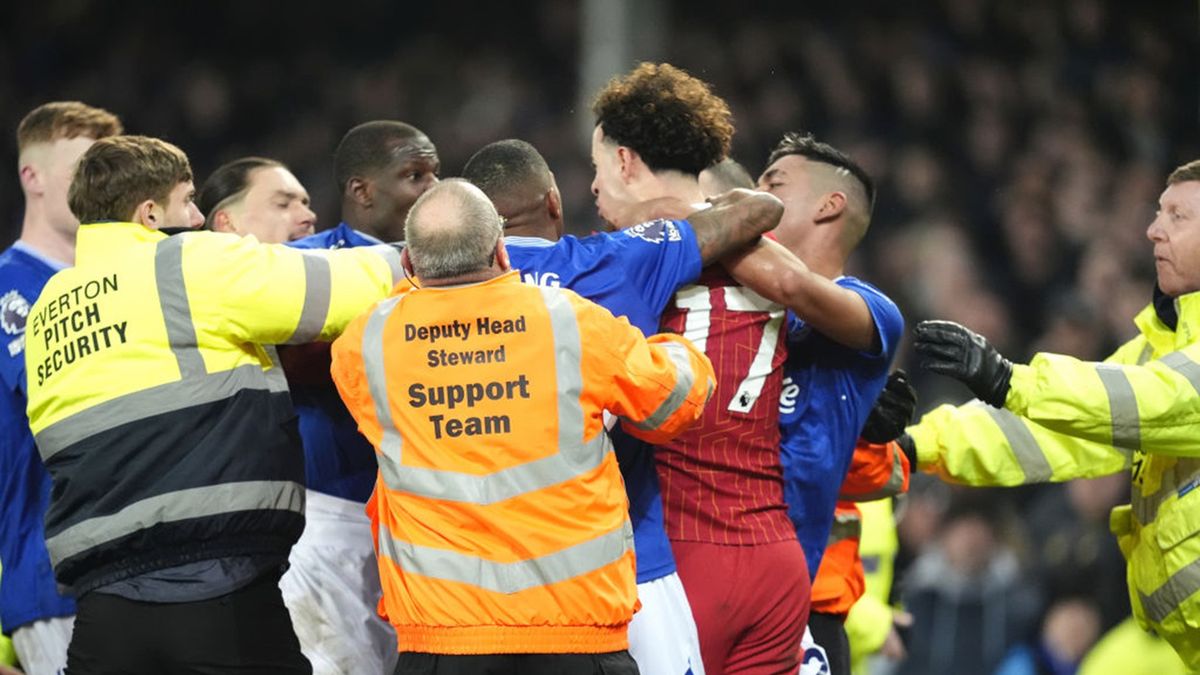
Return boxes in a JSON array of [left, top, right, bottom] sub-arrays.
[[799, 625, 831, 675], [11, 615, 73, 675], [279, 491, 397, 675], [629, 572, 706, 675]]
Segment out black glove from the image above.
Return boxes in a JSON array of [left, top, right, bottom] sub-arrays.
[[895, 432, 918, 469], [861, 370, 917, 444], [913, 320, 1013, 408]]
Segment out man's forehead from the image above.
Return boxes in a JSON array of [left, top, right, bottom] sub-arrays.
[[1162, 181, 1200, 206], [760, 155, 809, 180], [388, 136, 439, 162]]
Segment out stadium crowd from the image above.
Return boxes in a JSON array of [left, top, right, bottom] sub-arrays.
[[1, 1, 1198, 675]]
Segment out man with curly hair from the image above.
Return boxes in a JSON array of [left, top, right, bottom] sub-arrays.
[[592, 62, 809, 675]]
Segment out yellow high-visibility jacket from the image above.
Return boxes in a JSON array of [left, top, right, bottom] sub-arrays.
[[25, 222, 401, 594], [846, 497, 900, 674], [910, 291, 1200, 668]]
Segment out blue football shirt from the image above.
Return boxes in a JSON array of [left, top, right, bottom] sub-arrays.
[[778, 277, 903, 578], [506, 218, 702, 583], [0, 242, 76, 630]]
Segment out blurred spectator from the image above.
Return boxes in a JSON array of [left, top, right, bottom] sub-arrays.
[[1025, 475, 1130, 632], [896, 496, 1041, 675], [993, 596, 1101, 675]]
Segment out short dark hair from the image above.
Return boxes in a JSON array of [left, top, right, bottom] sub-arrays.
[[68, 136, 193, 223], [17, 101, 123, 154], [198, 157, 283, 228], [461, 139, 552, 203], [334, 121, 429, 192], [1167, 160, 1200, 186], [592, 62, 733, 176], [767, 132, 876, 211]]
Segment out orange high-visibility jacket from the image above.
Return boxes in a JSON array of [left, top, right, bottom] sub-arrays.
[[331, 270, 715, 655], [812, 439, 910, 615]]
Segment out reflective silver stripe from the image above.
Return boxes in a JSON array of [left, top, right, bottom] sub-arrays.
[[370, 244, 404, 285], [1159, 351, 1200, 397], [1140, 557, 1200, 623], [378, 432, 613, 504], [1096, 364, 1140, 452], [155, 236, 205, 378], [630, 340, 696, 432], [827, 513, 862, 544], [1136, 343, 1155, 365], [363, 296, 405, 467], [539, 286, 586, 457], [262, 345, 289, 394], [35, 364, 274, 461], [45, 480, 304, 566], [377, 518, 633, 594], [850, 448, 907, 502], [1132, 457, 1200, 526], [979, 404, 1053, 482], [366, 286, 614, 504], [284, 253, 332, 344]]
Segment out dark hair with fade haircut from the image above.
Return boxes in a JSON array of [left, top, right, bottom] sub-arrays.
[[1167, 160, 1200, 186], [198, 157, 284, 229], [767, 132, 876, 211], [461, 139, 552, 202], [68, 136, 193, 224], [592, 62, 733, 176], [17, 101, 123, 154], [334, 121, 428, 192]]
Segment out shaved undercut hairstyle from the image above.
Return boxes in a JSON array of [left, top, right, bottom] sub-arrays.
[[334, 121, 427, 192], [592, 62, 733, 176], [767, 132, 876, 215]]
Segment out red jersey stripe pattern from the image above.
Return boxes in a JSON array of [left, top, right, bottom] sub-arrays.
[[656, 269, 794, 545]]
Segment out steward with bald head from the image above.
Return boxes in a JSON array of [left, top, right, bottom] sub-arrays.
[[330, 179, 716, 674]]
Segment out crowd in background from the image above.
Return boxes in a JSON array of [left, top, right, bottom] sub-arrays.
[[2, 1, 1196, 672]]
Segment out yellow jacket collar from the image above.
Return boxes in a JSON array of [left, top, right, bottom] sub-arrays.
[[76, 222, 167, 265], [1134, 290, 1200, 353]]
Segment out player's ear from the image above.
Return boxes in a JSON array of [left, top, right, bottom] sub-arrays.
[[545, 185, 562, 221], [617, 146, 639, 184], [347, 176, 372, 208]]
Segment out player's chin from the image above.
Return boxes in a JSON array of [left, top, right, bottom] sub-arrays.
[[595, 208, 617, 232]]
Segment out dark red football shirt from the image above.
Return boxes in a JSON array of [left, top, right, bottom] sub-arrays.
[[656, 268, 794, 545]]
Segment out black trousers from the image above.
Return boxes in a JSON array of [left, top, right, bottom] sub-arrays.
[[66, 572, 310, 675], [808, 611, 851, 675], [394, 651, 639, 675]]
